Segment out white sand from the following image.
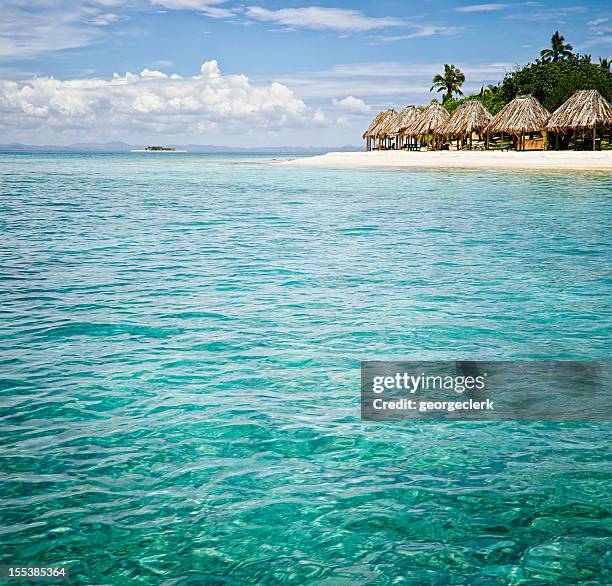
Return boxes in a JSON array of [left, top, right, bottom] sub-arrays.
[[283, 150, 612, 172]]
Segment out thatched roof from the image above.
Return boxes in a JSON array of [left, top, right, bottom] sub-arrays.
[[547, 89, 612, 131], [407, 101, 450, 135], [440, 100, 492, 135], [387, 105, 419, 135], [371, 108, 398, 138], [378, 109, 401, 138], [486, 94, 550, 134], [362, 110, 386, 139]]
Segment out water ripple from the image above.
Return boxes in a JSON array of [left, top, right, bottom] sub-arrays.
[[0, 153, 611, 584]]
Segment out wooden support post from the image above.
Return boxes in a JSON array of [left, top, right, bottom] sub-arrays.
[[593, 123, 596, 151]]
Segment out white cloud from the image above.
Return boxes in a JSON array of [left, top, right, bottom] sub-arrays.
[[0, 2, 411, 59], [374, 25, 462, 43], [456, 4, 507, 13], [587, 16, 612, 35], [279, 61, 511, 101], [588, 17, 609, 27], [312, 109, 326, 124], [0, 60, 317, 143], [0, 0, 125, 59], [86, 12, 123, 26], [332, 96, 371, 115], [150, 59, 175, 68], [244, 6, 404, 32], [151, 0, 235, 19], [140, 68, 168, 78], [585, 16, 612, 47], [504, 5, 585, 22]]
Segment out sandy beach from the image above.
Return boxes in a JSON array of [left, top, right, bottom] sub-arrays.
[[284, 150, 612, 172]]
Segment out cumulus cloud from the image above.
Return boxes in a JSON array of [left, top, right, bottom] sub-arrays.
[[0, 60, 316, 142], [245, 6, 404, 32], [312, 109, 326, 124], [332, 96, 371, 115]]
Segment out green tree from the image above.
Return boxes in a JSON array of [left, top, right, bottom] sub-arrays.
[[540, 31, 574, 63], [480, 84, 499, 96], [498, 57, 612, 112], [430, 64, 465, 103], [599, 57, 612, 72], [478, 83, 504, 113], [442, 96, 465, 114]]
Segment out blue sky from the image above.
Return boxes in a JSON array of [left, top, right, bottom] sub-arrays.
[[0, 1, 610, 146]]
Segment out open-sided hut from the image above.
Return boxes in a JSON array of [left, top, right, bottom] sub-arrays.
[[363, 111, 386, 151], [377, 109, 401, 149], [369, 108, 397, 150], [546, 89, 612, 150], [486, 94, 550, 150], [406, 102, 450, 148], [440, 100, 492, 149], [387, 105, 419, 148]]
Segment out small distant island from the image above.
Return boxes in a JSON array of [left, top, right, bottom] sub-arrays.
[[130, 146, 187, 152], [146, 146, 175, 151]]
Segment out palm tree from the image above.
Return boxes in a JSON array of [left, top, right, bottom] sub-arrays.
[[478, 83, 503, 112], [479, 84, 499, 98], [599, 57, 611, 72], [540, 31, 573, 62], [430, 64, 465, 103]]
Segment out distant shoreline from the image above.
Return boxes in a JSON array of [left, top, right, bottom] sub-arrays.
[[0, 143, 361, 154], [283, 150, 612, 172]]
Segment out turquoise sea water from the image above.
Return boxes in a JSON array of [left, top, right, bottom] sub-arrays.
[[1, 152, 611, 584]]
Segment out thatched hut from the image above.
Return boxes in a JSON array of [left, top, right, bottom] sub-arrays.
[[387, 105, 419, 148], [546, 89, 612, 150], [363, 110, 387, 151], [486, 94, 550, 150], [440, 100, 492, 149], [377, 109, 402, 149], [369, 108, 397, 150], [406, 101, 450, 148]]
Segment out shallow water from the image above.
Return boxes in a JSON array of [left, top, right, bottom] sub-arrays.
[[1, 152, 611, 584]]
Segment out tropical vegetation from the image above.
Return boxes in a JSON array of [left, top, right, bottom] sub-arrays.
[[540, 31, 574, 63], [497, 57, 612, 112], [430, 64, 465, 103], [435, 32, 611, 115]]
